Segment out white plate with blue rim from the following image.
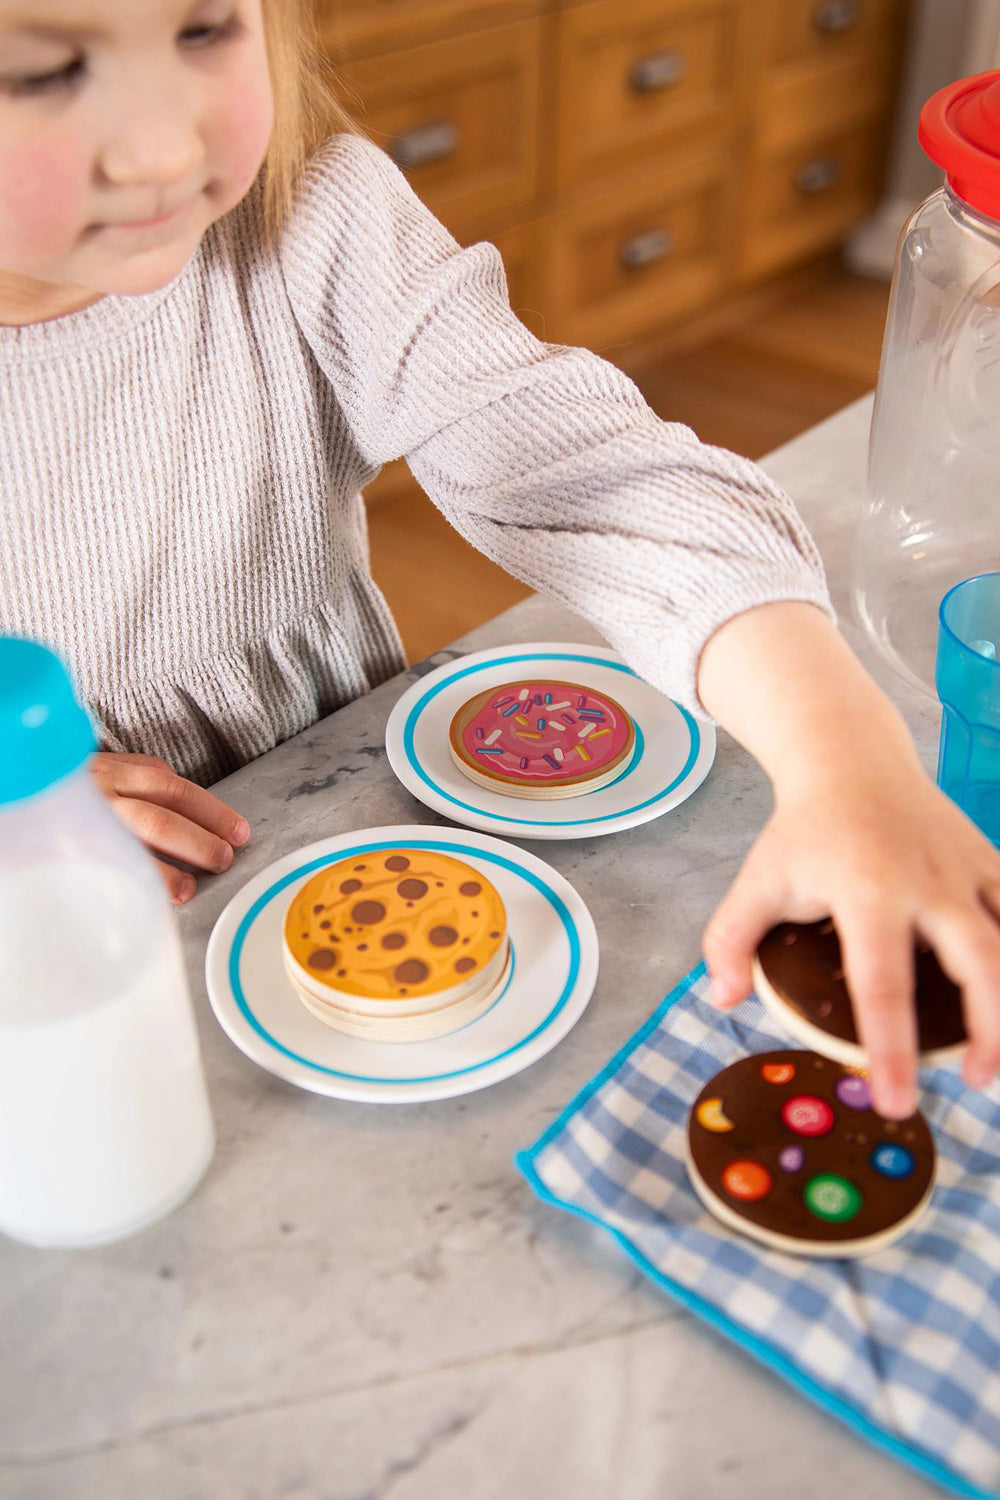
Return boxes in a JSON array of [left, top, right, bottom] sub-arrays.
[[205, 824, 599, 1103], [384, 642, 716, 840]]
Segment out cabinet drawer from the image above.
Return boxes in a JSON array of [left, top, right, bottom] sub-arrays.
[[550, 158, 732, 349], [341, 20, 543, 233], [756, 0, 908, 150], [762, 0, 906, 71], [740, 121, 887, 280], [320, 1, 542, 60], [554, 0, 748, 191]]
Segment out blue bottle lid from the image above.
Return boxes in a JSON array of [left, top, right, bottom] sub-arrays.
[[0, 637, 97, 806]]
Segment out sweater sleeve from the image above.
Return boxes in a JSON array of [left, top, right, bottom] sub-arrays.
[[279, 134, 834, 716]]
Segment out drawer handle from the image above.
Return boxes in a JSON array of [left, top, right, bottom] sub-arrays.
[[620, 228, 675, 269], [812, 0, 860, 33], [629, 51, 687, 94], [389, 120, 460, 170], [795, 156, 841, 195]]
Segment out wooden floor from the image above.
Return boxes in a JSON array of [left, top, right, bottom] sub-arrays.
[[365, 266, 891, 664]]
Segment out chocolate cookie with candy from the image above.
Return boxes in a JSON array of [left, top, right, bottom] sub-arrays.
[[686, 1050, 936, 1257], [752, 919, 967, 1068]]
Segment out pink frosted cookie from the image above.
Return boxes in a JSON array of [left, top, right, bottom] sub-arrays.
[[448, 680, 635, 799]]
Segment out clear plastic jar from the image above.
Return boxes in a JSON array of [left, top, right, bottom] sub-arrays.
[[854, 71, 1000, 694]]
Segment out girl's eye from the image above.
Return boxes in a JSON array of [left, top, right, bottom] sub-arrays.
[[1, 57, 84, 98], [179, 14, 242, 48]]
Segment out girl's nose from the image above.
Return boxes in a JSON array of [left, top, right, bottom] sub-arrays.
[[98, 95, 204, 190]]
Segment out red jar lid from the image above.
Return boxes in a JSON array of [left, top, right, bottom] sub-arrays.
[[919, 70, 1000, 220]]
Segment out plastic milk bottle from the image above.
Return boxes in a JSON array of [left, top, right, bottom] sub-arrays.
[[0, 637, 214, 1247]]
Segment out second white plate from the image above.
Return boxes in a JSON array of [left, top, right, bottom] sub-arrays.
[[384, 643, 715, 839]]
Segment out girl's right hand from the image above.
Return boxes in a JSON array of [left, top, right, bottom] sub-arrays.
[[90, 752, 251, 904]]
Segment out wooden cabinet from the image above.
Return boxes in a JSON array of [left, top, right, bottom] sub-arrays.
[[550, 153, 733, 347], [340, 20, 543, 232], [552, 0, 751, 193], [320, 0, 909, 348]]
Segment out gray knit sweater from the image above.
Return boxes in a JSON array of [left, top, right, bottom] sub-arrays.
[[0, 135, 833, 786]]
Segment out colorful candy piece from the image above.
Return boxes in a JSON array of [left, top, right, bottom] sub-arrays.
[[870, 1143, 915, 1179], [804, 1173, 862, 1223], [722, 1160, 772, 1202], [778, 1145, 805, 1172], [836, 1075, 872, 1111], [695, 1097, 734, 1133], [761, 1062, 795, 1085], [781, 1095, 835, 1137]]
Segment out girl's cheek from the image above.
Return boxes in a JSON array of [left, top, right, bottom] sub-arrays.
[[210, 60, 274, 203], [0, 136, 88, 267]]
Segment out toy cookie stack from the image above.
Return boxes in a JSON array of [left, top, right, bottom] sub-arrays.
[[284, 849, 510, 1042], [449, 679, 635, 799], [686, 919, 967, 1256]]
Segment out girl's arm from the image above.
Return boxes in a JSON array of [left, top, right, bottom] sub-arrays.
[[699, 602, 1000, 1116]]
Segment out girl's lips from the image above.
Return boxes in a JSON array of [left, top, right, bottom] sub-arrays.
[[92, 196, 201, 240]]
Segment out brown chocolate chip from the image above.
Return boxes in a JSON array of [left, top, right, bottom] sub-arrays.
[[429, 926, 458, 947], [381, 932, 406, 950], [489, 931, 500, 939], [385, 855, 410, 871], [339, 879, 362, 895], [397, 878, 428, 900], [395, 958, 429, 985], [454, 956, 477, 973], [351, 900, 386, 925], [312, 904, 324, 915], [307, 949, 338, 971], [459, 881, 482, 897], [320, 921, 331, 930]]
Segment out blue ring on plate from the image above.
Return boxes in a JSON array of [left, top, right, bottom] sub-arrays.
[[402, 651, 701, 826], [227, 838, 582, 1083]]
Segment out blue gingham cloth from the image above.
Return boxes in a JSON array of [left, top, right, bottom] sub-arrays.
[[517, 962, 1000, 1499]]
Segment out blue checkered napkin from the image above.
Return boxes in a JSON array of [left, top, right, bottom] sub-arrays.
[[516, 962, 1000, 1500]]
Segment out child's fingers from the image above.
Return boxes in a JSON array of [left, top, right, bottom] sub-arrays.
[[94, 755, 250, 847], [111, 796, 236, 875], [835, 906, 917, 1120], [154, 859, 197, 905], [702, 853, 786, 1009], [918, 908, 1000, 1090]]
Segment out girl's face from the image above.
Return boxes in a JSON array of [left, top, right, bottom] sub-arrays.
[[0, 0, 273, 312]]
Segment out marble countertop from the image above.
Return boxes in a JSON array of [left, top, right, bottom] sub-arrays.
[[2, 396, 949, 1500]]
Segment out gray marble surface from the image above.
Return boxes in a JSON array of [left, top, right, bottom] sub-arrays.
[[2, 396, 950, 1499]]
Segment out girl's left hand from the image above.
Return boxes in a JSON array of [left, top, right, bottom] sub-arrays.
[[702, 747, 1000, 1119]]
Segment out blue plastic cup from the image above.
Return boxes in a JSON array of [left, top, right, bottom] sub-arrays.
[[936, 573, 1000, 844]]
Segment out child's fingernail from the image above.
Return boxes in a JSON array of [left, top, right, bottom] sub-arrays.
[[177, 876, 196, 904], [709, 978, 735, 1009], [214, 845, 234, 874], [232, 819, 251, 846], [874, 1086, 913, 1120], [965, 1060, 995, 1090]]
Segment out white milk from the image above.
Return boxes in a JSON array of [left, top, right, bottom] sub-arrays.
[[0, 863, 214, 1247]]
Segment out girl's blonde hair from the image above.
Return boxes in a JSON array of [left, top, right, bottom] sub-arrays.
[[260, 0, 359, 238]]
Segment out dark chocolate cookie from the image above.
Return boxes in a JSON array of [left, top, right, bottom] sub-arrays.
[[686, 1049, 936, 1256], [753, 919, 966, 1066]]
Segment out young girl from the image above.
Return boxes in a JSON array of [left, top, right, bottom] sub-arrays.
[[1, 0, 998, 1121]]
